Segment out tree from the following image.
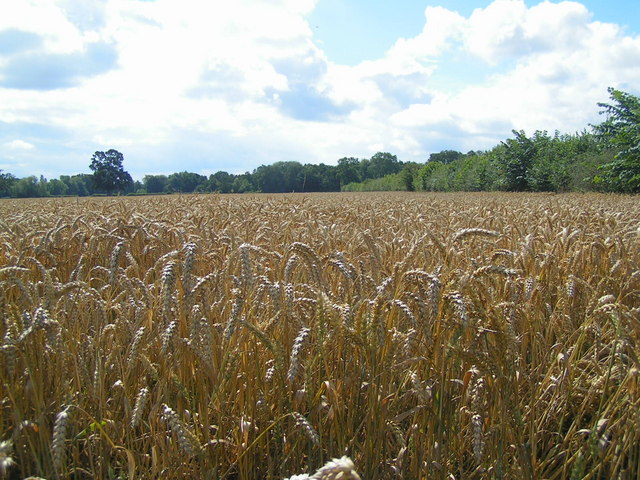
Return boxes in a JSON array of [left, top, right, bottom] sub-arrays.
[[89, 149, 133, 195], [497, 130, 536, 191], [336, 157, 361, 186], [231, 173, 253, 193], [418, 161, 449, 191], [166, 171, 206, 193], [428, 150, 463, 164], [210, 171, 234, 193], [253, 162, 304, 193], [301, 163, 339, 192], [593, 88, 640, 192], [367, 152, 401, 179], [143, 174, 168, 194], [48, 178, 68, 196], [13, 175, 48, 198], [400, 163, 420, 191], [0, 170, 17, 197], [61, 174, 93, 196]]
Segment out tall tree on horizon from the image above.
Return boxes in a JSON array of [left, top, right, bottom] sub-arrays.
[[89, 149, 133, 195], [593, 88, 640, 192]]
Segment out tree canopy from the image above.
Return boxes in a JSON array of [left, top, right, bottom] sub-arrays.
[[89, 149, 133, 195], [593, 88, 640, 192], [0, 170, 17, 197]]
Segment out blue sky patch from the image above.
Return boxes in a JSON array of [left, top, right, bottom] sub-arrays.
[[0, 29, 43, 55], [0, 42, 118, 90]]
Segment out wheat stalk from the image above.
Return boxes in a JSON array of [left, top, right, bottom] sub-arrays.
[[161, 404, 201, 456], [131, 386, 149, 428], [51, 406, 72, 474], [287, 327, 311, 384]]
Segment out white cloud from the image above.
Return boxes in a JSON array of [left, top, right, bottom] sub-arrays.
[[388, 6, 465, 61], [0, 0, 639, 178], [462, 0, 593, 63], [5, 139, 35, 150], [0, 0, 87, 53], [384, 0, 640, 150]]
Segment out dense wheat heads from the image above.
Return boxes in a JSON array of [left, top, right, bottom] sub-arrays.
[[0, 192, 639, 479]]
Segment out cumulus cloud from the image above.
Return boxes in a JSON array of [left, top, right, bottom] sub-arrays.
[[387, 6, 465, 61], [0, 0, 639, 178], [58, 0, 108, 31], [5, 139, 35, 150], [0, 29, 43, 55], [274, 84, 353, 121], [0, 0, 118, 91], [0, 41, 118, 90], [371, 72, 434, 110], [383, 0, 640, 150], [187, 63, 248, 102], [463, 0, 592, 63]]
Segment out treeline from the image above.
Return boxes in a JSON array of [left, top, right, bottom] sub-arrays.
[[0, 152, 408, 197], [365, 130, 614, 193], [0, 88, 637, 197], [0, 133, 614, 197], [139, 151, 406, 194], [0, 173, 99, 198]]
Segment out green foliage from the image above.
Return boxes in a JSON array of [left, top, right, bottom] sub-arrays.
[[567, 150, 611, 192], [166, 171, 206, 193], [306, 163, 341, 191], [13, 175, 49, 198], [143, 174, 169, 194], [489, 130, 606, 192], [418, 161, 449, 191], [89, 149, 133, 195], [252, 160, 354, 193], [412, 131, 606, 194], [0, 170, 17, 196], [450, 154, 495, 191], [593, 88, 640, 192], [231, 174, 254, 193], [253, 161, 304, 193], [428, 149, 463, 164], [417, 152, 502, 193], [47, 178, 69, 196], [336, 157, 360, 187], [400, 163, 420, 191], [523, 131, 570, 191], [342, 172, 405, 192], [366, 152, 401, 179], [497, 130, 536, 191], [208, 171, 234, 193], [60, 174, 93, 196]]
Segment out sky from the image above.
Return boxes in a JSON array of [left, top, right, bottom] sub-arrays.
[[1, 0, 639, 180]]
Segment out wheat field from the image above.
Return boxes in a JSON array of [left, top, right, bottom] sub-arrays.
[[1, 192, 639, 479]]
